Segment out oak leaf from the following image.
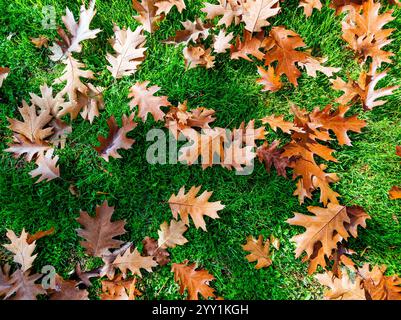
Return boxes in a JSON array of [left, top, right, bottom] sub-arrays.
[[165, 101, 216, 139], [113, 247, 158, 277], [231, 31, 266, 61], [29, 84, 65, 117], [299, 0, 322, 17], [4, 270, 45, 300], [310, 105, 366, 146], [213, 29, 234, 53], [95, 113, 137, 161], [359, 264, 401, 300], [52, 0, 101, 57], [242, 0, 281, 33], [264, 26, 309, 86], [76, 201, 127, 257], [106, 25, 147, 79], [202, 0, 243, 27], [54, 54, 95, 115], [287, 204, 369, 271], [183, 45, 215, 69], [50, 274, 89, 300], [155, 0, 186, 15], [128, 81, 170, 122], [5, 134, 51, 162], [133, 0, 163, 33], [142, 237, 170, 266], [30, 35, 49, 48], [257, 65, 282, 92], [257, 140, 290, 177], [315, 271, 366, 300], [341, 0, 395, 66], [331, 64, 399, 111], [166, 18, 212, 45], [242, 235, 272, 269], [100, 276, 141, 300], [48, 119, 72, 149], [3, 229, 37, 272], [169, 186, 225, 231], [7, 101, 53, 143], [158, 219, 188, 249], [29, 149, 60, 183], [172, 260, 216, 300]]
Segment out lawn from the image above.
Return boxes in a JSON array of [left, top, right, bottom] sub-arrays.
[[0, 0, 400, 300]]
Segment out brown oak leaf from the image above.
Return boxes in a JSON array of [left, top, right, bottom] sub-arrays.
[[169, 186, 225, 231], [95, 113, 137, 161], [76, 201, 126, 257], [142, 237, 170, 266], [128, 81, 170, 122]]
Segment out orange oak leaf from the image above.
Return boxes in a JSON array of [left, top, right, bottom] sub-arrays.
[[231, 31, 266, 61], [172, 260, 216, 300], [341, 0, 395, 66], [100, 276, 141, 300], [299, 0, 322, 17], [242, 235, 272, 269], [264, 26, 309, 86], [257, 65, 283, 92], [331, 64, 399, 111], [287, 204, 370, 271]]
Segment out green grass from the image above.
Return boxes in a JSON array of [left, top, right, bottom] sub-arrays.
[[0, 0, 401, 300]]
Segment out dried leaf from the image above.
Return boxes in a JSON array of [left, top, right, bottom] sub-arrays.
[[106, 25, 147, 79], [169, 186, 225, 231], [257, 65, 283, 92], [29, 149, 60, 183], [242, 235, 272, 269], [242, 0, 281, 33], [113, 247, 158, 277], [76, 201, 126, 257], [142, 237, 170, 266], [95, 113, 137, 161], [172, 260, 216, 300], [3, 229, 37, 272], [132, 0, 163, 33], [157, 219, 188, 249], [128, 81, 170, 122]]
